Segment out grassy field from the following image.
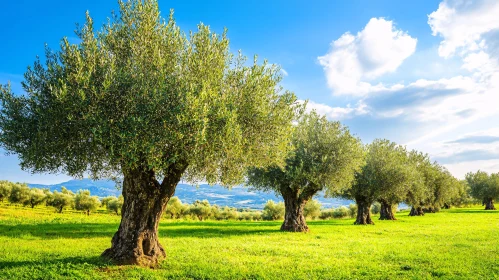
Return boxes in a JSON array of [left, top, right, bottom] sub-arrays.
[[0, 204, 498, 279]]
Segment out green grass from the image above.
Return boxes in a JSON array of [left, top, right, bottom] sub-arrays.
[[0, 204, 498, 279]]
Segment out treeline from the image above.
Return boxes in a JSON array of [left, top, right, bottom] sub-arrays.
[[0, 181, 122, 215]]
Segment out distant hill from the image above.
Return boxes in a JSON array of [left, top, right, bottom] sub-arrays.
[[28, 179, 352, 209]]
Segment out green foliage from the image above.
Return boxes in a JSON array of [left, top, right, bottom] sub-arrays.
[[8, 183, 30, 205], [23, 188, 47, 208], [247, 111, 364, 225], [371, 202, 381, 214], [319, 209, 335, 220], [348, 203, 357, 218], [188, 200, 213, 221], [344, 139, 416, 207], [0, 181, 12, 202], [262, 200, 285, 221], [107, 195, 124, 215], [303, 199, 322, 220], [165, 197, 187, 219], [0, 0, 299, 187], [333, 206, 350, 218], [466, 170, 499, 202], [100, 196, 116, 208], [46, 187, 75, 213], [74, 190, 100, 215]]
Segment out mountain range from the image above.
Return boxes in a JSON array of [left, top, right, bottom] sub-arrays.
[[28, 179, 352, 210]]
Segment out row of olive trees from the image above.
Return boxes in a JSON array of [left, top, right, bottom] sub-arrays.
[[247, 112, 476, 230], [0, 181, 123, 215]]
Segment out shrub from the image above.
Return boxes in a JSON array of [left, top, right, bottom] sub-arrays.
[[304, 199, 322, 220], [188, 200, 213, 221], [348, 204, 357, 218], [165, 197, 187, 219], [333, 206, 350, 218], [262, 200, 285, 221], [319, 209, 335, 220], [101, 196, 116, 208]]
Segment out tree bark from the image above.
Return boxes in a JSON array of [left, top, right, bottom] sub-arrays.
[[409, 206, 424, 216], [484, 198, 496, 210], [379, 200, 396, 220], [354, 198, 374, 225], [102, 164, 186, 267], [280, 187, 310, 232]]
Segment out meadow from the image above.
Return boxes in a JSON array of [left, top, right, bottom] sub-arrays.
[[0, 203, 498, 280]]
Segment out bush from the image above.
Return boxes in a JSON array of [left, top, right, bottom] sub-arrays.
[[319, 209, 334, 220], [333, 206, 350, 218], [101, 196, 116, 208], [165, 197, 188, 219], [188, 200, 213, 221], [219, 206, 239, 220], [262, 200, 285, 221], [348, 204, 357, 218], [304, 199, 322, 220]]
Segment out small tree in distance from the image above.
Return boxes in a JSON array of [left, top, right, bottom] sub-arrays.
[[0, 181, 12, 202], [46, 187, 75, 213], [107, 195, 124, 215], [466, 171, 499, 210], [23, 188, 47, 208], [262, 200, 285, 221], [247, 112, 364, 232], [75, 190, 101, 215], [8, 183, 30, 205]]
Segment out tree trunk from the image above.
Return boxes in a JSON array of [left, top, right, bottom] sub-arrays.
[[280, 188, 309, 232], [484, 198, 496, 210], [102, 164, 185, 267], [409, 206, 424, 216], [354, 198, 374, 225], [379, 200, 396, 220]]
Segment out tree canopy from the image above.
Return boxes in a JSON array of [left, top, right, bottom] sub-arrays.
[[247, 111, 364, 231], [466, 170, 499, 210]]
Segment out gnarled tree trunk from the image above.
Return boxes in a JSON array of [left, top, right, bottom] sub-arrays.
[[102, 164, 185, 267], [484, 198, 496, 210], [379, 200, 396, 220], [354, 198, 374, 225], [280, 188, 310, 232], [409, 206, 424, 216]]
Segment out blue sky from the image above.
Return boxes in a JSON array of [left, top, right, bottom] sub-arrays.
[[1, 0, 499, 183]]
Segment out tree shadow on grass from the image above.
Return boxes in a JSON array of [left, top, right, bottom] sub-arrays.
[[446, 209, 497, 214], [0, 255, 110, 270], [0, 223, 118, 239]]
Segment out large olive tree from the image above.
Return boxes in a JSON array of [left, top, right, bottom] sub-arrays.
[[0, 0, 298, 266], [247, 112, 364, 232]]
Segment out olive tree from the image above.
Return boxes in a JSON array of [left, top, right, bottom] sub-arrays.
[[247, 112, 364, 232], [8, 183, 30, 205], [0, 181, 12, 202], [343, 139, 416, 224], [75, 190, 101, 215], [406, 151, 435, 216], [107, 195, 124, 215], [466, 171, 499, 210], [23, 188, 48, 208], [46, 187, 75, 213], [261, 200, 285, 221], [0, 0, 298, 266]]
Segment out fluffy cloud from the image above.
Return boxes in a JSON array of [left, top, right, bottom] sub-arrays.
[[428, 0, 499, 58], [318, 18, 417, 96], [302, 100, 368, 120]]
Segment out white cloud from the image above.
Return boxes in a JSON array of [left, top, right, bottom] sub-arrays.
[[318, 18, 417, 96], [302, 100, 368, 120], [428, 0, 499, 58]]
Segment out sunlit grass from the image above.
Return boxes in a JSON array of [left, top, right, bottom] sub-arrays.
[[0, 203, 498, 279]]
